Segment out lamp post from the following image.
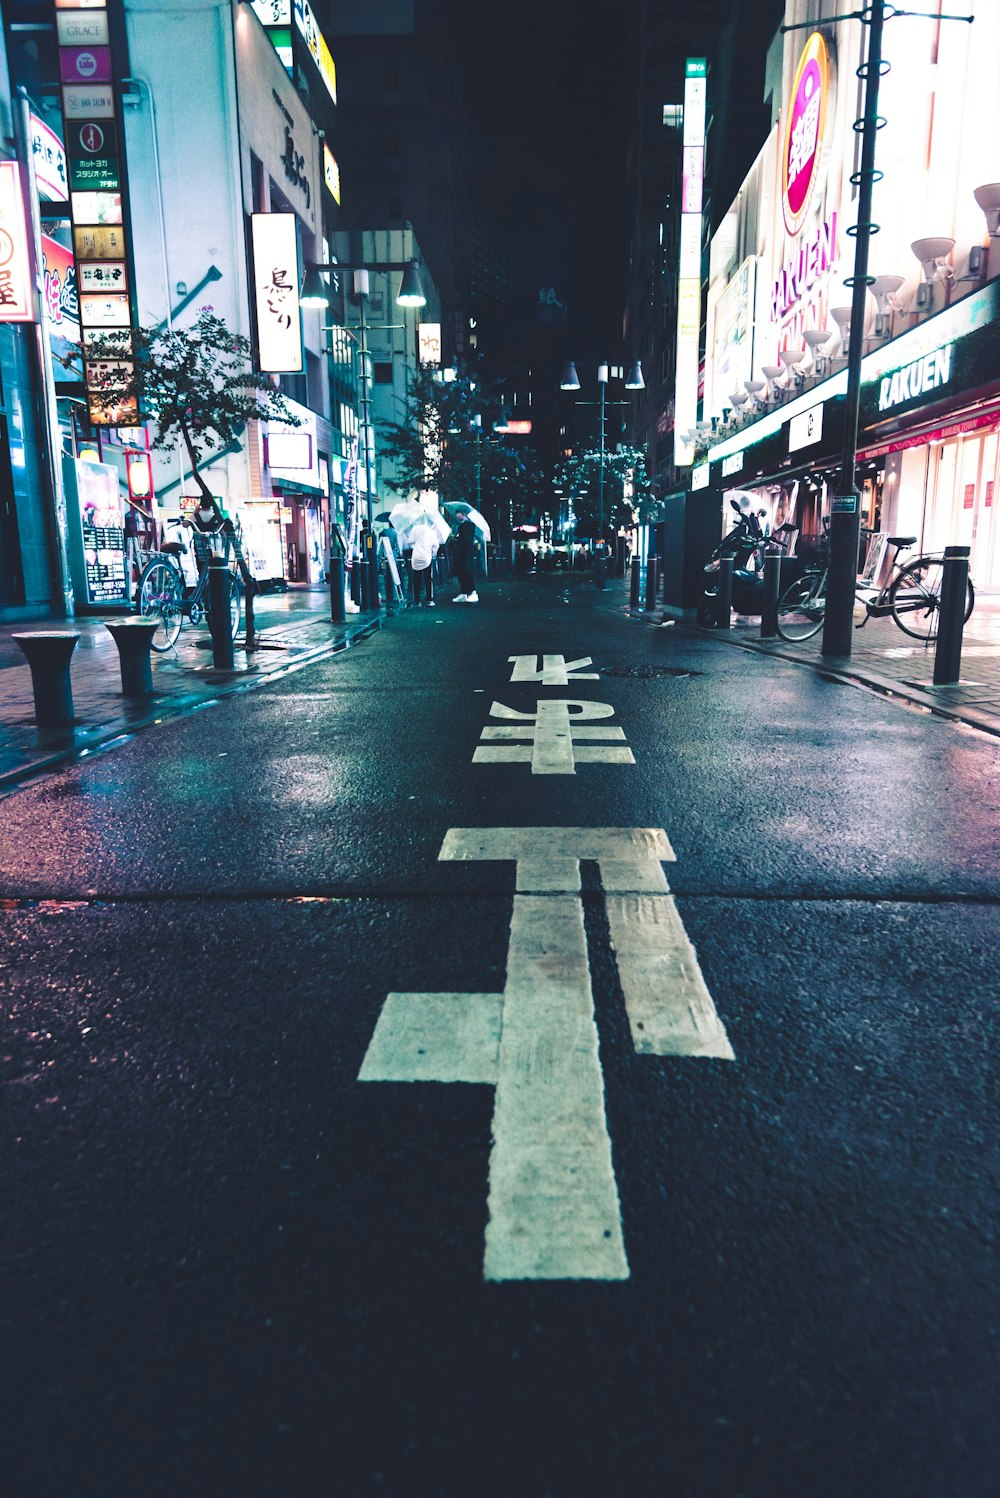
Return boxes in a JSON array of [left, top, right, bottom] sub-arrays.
[[559, 359, 644, 589], [302, 257, 427, 610]]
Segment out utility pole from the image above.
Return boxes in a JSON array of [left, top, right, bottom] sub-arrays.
[[821, 0, 886, 657]]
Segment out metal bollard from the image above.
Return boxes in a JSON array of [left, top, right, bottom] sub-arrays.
[[208, 556, 235, 670], [629, 559, 641, 609], [105, 619, 157, 695], [933, 545, 971, 685], [760, 551, 782, 639], [716, 556, 734, 629], [13, 632, 79, 727], [329, 555, 346, 624], [368, 540, 380, 611], [645, 556, 660, 610], [594, 548, 607, 591]]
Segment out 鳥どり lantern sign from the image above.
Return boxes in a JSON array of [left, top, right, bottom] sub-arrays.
[[782, 32, 831, 237]]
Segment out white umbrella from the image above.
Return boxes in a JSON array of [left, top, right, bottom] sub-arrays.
[[443, 502, 492, 542], [388, 500, 423, 533], [400, 509, 451, 548]]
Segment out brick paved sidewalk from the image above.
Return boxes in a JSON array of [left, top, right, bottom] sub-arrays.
[[0, 587, 383, 791]]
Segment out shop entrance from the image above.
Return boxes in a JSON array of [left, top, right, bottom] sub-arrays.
[[929, 431, 1000, 591]]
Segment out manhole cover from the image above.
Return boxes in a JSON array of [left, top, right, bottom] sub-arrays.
[[598, 664, 698, 679]]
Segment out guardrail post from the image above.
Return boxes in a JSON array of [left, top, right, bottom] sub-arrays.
[[208, 555, 235, 670], [12, 632, 79, 726], [716, 557, 734, 629], [645, 555, 660, 610], [105, 619, 157, 695], [933, 545, 971, 686], [760, 550, 782, 639]]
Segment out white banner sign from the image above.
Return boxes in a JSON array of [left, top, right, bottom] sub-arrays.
[[251, 212, 303, 373]]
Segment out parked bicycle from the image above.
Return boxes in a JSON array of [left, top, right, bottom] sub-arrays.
[[137, 521, 242, 652], [776, 526, 974, 644]]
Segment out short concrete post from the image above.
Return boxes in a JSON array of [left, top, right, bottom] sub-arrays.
[[105, 619, 157, 695], [716, 557, 734, 629], [13, 632, 79, 726], [933, 545, 971, 686], [208, 555, 235, 670], [760, 550, 782, 639]]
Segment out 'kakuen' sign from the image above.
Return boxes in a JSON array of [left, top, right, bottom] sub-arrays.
[[782, 32, 830, 236], [878, 345, 953, 412]]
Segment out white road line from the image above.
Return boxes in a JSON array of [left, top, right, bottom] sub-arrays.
[[359, 993, 502, 1083], [485, 893, 629, 1281], [359, 827, 732, 1280], [508, 654, 600, 684], [605, 894, 735, 1059]]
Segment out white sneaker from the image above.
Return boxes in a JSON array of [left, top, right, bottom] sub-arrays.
[[452, 593, 468, 603], [345, 599, 360, 614], [464, 591, 479, 603]]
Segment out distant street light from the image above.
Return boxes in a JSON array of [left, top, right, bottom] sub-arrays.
[[558, 359, 644, 589]]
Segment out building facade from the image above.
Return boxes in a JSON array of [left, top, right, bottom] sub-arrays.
[[692, 0, 1000, 595]]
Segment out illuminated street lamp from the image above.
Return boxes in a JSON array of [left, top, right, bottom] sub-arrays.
[[302, 258, 426, 610]]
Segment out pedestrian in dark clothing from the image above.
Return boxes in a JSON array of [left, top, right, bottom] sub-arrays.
[[452, 517, 479, 603]]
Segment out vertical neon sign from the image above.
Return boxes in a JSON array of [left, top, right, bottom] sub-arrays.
[[674, 58, 706, 469]]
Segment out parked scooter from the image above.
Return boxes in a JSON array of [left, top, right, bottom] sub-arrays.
[[697, 499, 799, 627]]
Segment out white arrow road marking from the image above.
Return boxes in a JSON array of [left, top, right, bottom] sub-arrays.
[[508, 654, 600, 684], [359, 829, 734, 1281], [473, 700, 634, 774]]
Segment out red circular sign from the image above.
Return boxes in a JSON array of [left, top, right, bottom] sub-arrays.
[[782, 33, 830, 236]]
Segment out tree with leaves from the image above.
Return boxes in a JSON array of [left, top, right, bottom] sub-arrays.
[[87, 308, 300, 507], [378, 365, 526, 520], [553, 444, 654, 540]]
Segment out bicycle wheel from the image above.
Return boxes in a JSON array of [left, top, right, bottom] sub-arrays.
[[776, 572, 826, 641], [889, 557, 974, 642], [228, 575, 242, 639], [138, 559, 184, 651]]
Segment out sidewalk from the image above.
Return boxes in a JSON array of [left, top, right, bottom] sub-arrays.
[[0, 587, 383, 791], [670, 591, 1000, 739]]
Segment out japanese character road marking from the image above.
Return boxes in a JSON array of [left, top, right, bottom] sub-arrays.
[[508, 654, 599, 684], [359, 828, 734, 1282], [473, 699, 634, 774]]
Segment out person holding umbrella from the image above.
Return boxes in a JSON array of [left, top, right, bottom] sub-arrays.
[[452, 515, 479, 603]]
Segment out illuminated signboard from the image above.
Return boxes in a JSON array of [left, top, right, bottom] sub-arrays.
[[878, 345, 953, 412], [0, 162, 35, 322], [56, 9, 109, 45], [29, 114, 68, 202], [782, 32, 830, 237], [690, 461, 710, 491], [294, 0, 337, 105], [788, 403, 825, 452], [252, 0, 291, 22], [674, 58, 706, 468], [323, 144, 341, 204], [418, 322, 442, 366], [251, 212, 303, 373]]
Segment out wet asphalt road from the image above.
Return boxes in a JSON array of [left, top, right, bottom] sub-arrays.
[[1, 573, 997, 1498]]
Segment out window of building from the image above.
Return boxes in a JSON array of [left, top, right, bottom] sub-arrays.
[[373, 362, 394, 385]]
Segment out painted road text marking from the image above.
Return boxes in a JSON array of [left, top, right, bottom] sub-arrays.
[[359, 828, 734, 1281], [473, 700, 634, 774], [508, 654, 600, 684]]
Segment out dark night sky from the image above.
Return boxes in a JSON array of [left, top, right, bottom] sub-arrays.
[[447, 0, 784, 366]]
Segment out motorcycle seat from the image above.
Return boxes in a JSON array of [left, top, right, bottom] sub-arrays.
[[887, 535, 917, 548]]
